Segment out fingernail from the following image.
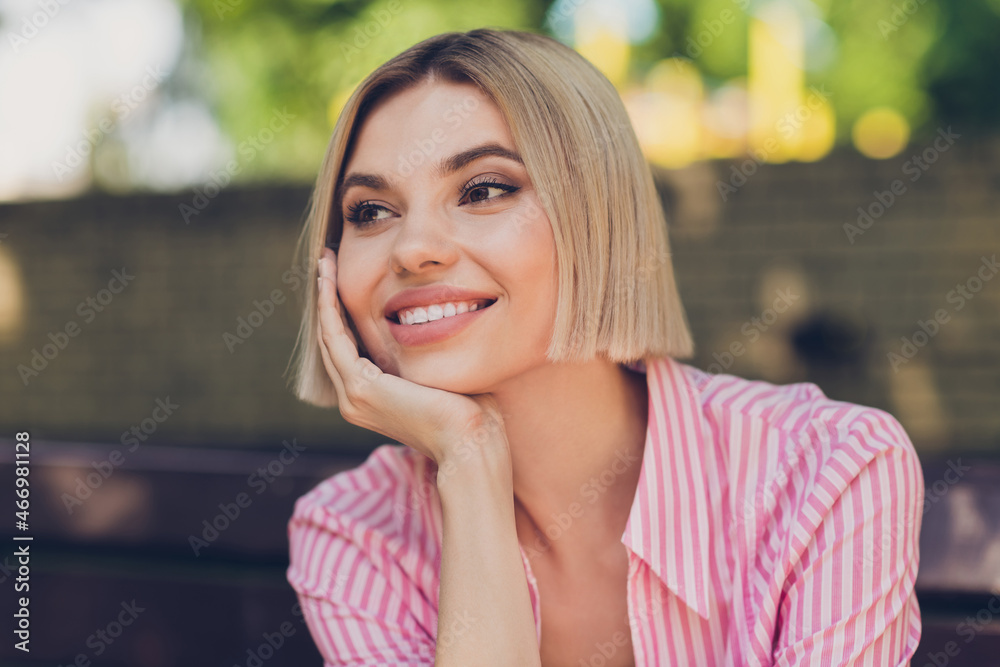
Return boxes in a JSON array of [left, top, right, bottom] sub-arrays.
[[317, 276, 323, 293]]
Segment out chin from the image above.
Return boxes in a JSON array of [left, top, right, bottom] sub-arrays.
[[388, 353, 494, 396], [406, 365, 488, 395]]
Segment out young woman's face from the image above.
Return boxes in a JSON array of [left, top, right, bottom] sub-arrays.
[[335, 79, 559, 395]]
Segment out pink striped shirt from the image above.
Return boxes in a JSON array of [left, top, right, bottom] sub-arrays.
[[287, 355, 924, 665]]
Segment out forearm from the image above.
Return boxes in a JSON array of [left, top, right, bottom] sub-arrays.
[[434, 445, 541, 667]]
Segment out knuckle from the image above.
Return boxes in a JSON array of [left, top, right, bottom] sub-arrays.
[[338, 401, 359, 423], [357, 358, 382, 382], [343, 375, 373, 408], [343, 374, 364, 398]]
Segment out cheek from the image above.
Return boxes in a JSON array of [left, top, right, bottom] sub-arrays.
[[517, 214, 559, 300], [523, 219, 560, 338], [485, 211, 559, 319]]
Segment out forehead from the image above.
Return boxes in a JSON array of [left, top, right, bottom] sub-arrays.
[[346, 80, 516, 174]]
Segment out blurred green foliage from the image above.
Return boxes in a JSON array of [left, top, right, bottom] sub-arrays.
[[178, 0, 541, 182], [177, 0, 1000, 182]]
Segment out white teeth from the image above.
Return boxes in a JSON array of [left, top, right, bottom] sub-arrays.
[[396, 300, 492, 325]]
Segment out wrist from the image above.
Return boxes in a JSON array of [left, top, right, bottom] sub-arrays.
[[435, 432, 512, 492]]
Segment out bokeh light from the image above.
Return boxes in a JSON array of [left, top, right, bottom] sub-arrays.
[[748, 1, 805, 164], [625, 58, 704, 168], [575, 24, 631, 88], [0, 0, 991, 197], [852, 107, 912, 159]]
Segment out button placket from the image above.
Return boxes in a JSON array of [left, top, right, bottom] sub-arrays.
[[626, 549, 645, 666], [517, 542, 542, 645]]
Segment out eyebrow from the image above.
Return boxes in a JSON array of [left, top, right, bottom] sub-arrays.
[[338, 142, 524, 196]]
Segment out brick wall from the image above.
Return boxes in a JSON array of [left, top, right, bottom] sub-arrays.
[[660, 135, 1000, 455], [1, 135, 997, 454]]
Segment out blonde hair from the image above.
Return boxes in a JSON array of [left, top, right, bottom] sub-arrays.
[[286, 28, 694, 408]]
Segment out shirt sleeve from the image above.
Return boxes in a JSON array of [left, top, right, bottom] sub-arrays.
[[288, 501, 437, 666], [771, 411, 924, 666]]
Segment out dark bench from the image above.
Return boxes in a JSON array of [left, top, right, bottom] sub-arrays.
[[1, 441, 997, 666]]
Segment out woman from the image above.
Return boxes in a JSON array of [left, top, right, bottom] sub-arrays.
[[286, 28, 924, 666]]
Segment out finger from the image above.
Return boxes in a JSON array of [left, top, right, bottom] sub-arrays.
[[314, 263, 434, 439], [317, 254, 358, 359], [316, 254, 382, 388], [316, 307, 396, 438], [319, 249, 359, 349], [314, 255, 349, 405], [316, 321, 347, 405], [315, 252, 474, 459]]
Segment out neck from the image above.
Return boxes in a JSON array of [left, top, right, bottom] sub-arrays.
[[488, 357, 649, 565]]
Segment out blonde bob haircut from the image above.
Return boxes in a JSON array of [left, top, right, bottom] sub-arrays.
[[287, 27, 694, 408]]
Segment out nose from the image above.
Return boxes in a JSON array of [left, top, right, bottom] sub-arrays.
[[389, 206, 460, 276]]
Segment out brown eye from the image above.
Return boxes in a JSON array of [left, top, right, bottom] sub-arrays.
[[468, 185, 496, 203], [459, 178, 519, 206], [344, 201, 393, 227]]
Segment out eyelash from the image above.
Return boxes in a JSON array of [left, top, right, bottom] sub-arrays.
[[343, 177, 520, 228]]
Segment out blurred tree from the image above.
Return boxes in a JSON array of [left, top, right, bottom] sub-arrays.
[[178, 0, 1000, 183], [921, 0, 1000, 132], [177, 0, 541, 183]]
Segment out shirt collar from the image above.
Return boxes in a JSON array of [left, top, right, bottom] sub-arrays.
[[620, 355, 715, 620]]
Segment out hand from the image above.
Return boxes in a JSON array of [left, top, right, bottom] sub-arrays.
[[315, 246, 510, 473]]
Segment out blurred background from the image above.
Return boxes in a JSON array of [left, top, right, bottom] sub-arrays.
[[0, 0, 998, 664]]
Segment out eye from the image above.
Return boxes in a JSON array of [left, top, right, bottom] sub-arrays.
[[344, 201, 393, 227], [459, 176, 519, 206]]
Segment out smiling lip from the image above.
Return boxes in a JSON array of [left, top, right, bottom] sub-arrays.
[[383, 285, 499, 321], [387, 300, 495, 346], [383, 285, 498, 347]]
